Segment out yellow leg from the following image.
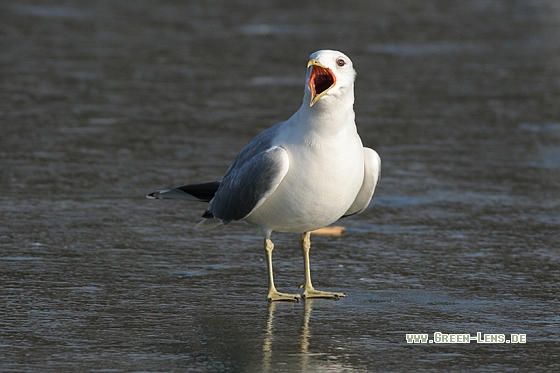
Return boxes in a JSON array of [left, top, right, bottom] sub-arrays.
[[265, 238, 301, 302], [301, 232, 347, 299]]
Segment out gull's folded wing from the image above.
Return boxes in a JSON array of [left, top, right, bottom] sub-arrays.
[[343, 147, 381, 217], [204, 146, 290, 224]]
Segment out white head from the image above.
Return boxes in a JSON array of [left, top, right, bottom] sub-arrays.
[[304, 50, 356, 108]]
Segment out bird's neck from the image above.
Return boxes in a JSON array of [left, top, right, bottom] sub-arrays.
[[295, 99, 356, 137]]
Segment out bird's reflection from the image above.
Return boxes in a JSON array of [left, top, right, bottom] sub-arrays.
[[299, 299, 313, 371], [262, 302, 276, 372], [262, 299, 316, 373]]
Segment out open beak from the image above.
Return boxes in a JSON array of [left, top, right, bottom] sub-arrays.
[[307, 59, 336, 107]]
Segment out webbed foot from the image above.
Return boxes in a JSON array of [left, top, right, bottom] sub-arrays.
[[267, 289, 301, 302], [302, 286, 346, 300]]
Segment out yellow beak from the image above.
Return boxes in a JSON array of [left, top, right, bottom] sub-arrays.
[[307, 59, 336, 107]]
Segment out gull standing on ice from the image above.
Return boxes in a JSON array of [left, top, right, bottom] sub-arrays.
[[148, 50, 381, 301]]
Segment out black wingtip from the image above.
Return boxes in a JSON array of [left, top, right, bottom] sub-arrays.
[[176, 181, 220, 202], [202, 210, 214, 218]]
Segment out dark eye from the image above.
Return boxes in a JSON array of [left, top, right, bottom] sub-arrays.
[[336, 58, 346, 67]]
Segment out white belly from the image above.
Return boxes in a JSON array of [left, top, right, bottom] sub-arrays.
[[245, 136, 365, 232]]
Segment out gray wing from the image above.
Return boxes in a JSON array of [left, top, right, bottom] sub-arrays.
[[205, 145, 289, 223], [343, 147, 381, 217]]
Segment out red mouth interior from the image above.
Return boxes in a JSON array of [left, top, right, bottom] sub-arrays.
[[309, 66, 335, 96]]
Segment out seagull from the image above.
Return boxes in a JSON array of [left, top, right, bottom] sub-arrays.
[[148, 50, 381, 301]]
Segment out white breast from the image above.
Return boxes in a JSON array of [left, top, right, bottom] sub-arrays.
[[244, 125, 365, 232]]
